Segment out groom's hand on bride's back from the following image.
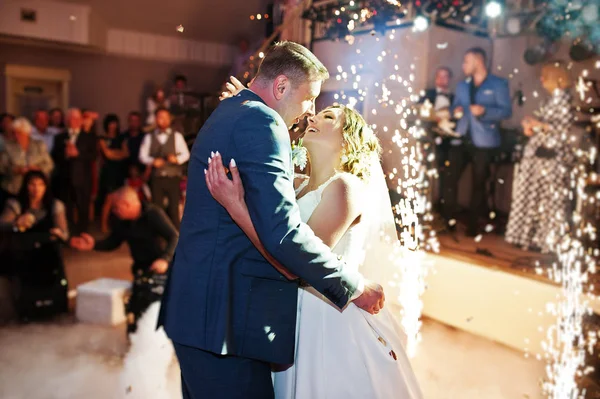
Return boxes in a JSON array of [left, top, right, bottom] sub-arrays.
[[353, 280, 385, 314]]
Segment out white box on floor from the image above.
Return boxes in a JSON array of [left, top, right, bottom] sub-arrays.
[[76, 278, 131, 325]]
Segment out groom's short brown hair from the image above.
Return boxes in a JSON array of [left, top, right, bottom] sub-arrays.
[[253, 41, 329, 87]]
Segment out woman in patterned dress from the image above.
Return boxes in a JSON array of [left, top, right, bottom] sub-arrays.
[[505, 62, 575, 253]]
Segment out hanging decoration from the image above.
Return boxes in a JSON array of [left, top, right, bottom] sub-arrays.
[[302, 0, 408, 40]]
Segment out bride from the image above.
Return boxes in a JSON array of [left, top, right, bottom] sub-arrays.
[[205, 95, 423, 398]]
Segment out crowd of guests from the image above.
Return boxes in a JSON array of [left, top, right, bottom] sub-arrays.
[[0, 79, 193, 323], [421, 47, 583, 254]]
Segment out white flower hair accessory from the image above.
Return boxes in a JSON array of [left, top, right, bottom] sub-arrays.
[[291, 139, 308, 171]]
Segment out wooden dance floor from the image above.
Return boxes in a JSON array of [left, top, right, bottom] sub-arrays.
[[426, 230, 600, 393], [436, 230, 600, 296]]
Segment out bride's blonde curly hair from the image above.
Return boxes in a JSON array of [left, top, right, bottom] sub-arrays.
[[326, 105, 382, 180]]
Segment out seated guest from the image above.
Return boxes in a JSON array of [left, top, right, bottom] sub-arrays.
[[0, 171, 69, 321], [70, 186, 178, 334], [505, 62, 575, 253], [52, 108, 97, 234], [0, 117, 54, 197]]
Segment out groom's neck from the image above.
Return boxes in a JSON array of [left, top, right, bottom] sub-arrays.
[[250, 86, 287, 124]]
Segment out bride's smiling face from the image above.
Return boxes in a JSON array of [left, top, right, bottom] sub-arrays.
[[303, 107, 345, 151]]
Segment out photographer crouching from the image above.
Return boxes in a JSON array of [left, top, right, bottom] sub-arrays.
[[70, 186, 178, 334]]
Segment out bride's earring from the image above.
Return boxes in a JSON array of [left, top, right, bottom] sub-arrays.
[[340, 148, 349, 165]]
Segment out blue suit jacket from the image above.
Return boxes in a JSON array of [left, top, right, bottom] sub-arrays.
[[158, 90, 361, 365], [452, 74, 512, 148]]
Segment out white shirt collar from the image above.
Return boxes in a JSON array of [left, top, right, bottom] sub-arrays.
[[155, 127, 172, 135]]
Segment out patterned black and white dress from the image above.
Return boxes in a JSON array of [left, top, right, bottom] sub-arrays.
[[505, 89, 575, 253]]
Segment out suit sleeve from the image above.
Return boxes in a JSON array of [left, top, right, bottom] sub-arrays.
[[418, 89, 434, 105], [232, 109, 361, 309], [148, 207, 179, 262], [51, 134, 65, 166], [79, 132, 98, 162], [94, 225, 124, 251], [479, 79, 512, 122]]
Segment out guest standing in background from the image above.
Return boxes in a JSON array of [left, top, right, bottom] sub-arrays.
[[1, 113, 16, 145], [419, 66, 455, 215], [169, 75, 189, 110], [146, 89, 170, 128], [123, 111, 146, 171], [81, 110, 100, 221], [505, 62, 575, 253], [168, 75, 200, 135], [48, 108, 65, 132], [0, 118, 54, 197], [445, 48, 512, 236], [139, 107, 189, 229], [31, 110, 58, 153], [97, 114, 129, 217], [420, 66, 455, 112], [52, 108, 97, 235], [0, 113, 16, 210]]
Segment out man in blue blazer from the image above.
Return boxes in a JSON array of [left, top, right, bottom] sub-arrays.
[[443, 47, 512, 236], [157, 42, 385, 398]]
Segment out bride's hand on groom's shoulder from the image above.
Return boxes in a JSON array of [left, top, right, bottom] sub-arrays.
[[353, 280, 385, 315], [219, 76, 246, 101]]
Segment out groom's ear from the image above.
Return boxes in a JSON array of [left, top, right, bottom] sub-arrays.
[[273, 75, 290, 100]]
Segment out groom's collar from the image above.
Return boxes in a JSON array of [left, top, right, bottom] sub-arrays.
[[238, 89, 266, 105]]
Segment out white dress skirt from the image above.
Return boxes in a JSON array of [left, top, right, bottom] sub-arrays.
[[273, 176, 423, 399]]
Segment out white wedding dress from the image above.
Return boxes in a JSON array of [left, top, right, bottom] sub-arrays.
[[273, 175, 423, 399]]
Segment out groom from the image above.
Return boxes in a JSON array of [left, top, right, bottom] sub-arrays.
[[158, 41, 385, 398]]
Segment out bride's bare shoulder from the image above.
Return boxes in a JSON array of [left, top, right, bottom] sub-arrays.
[[331, 172, 365, 190], [322, 173, 366, 208]]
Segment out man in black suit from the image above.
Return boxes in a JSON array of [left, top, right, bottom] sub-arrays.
[[419, 66, 455, 218], [123, 111, 146, 171], [52, 108, 97, 234], [420, 66, 454, 112]]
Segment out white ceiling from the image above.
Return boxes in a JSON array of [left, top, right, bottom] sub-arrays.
[[56, 0, 270, 44]]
